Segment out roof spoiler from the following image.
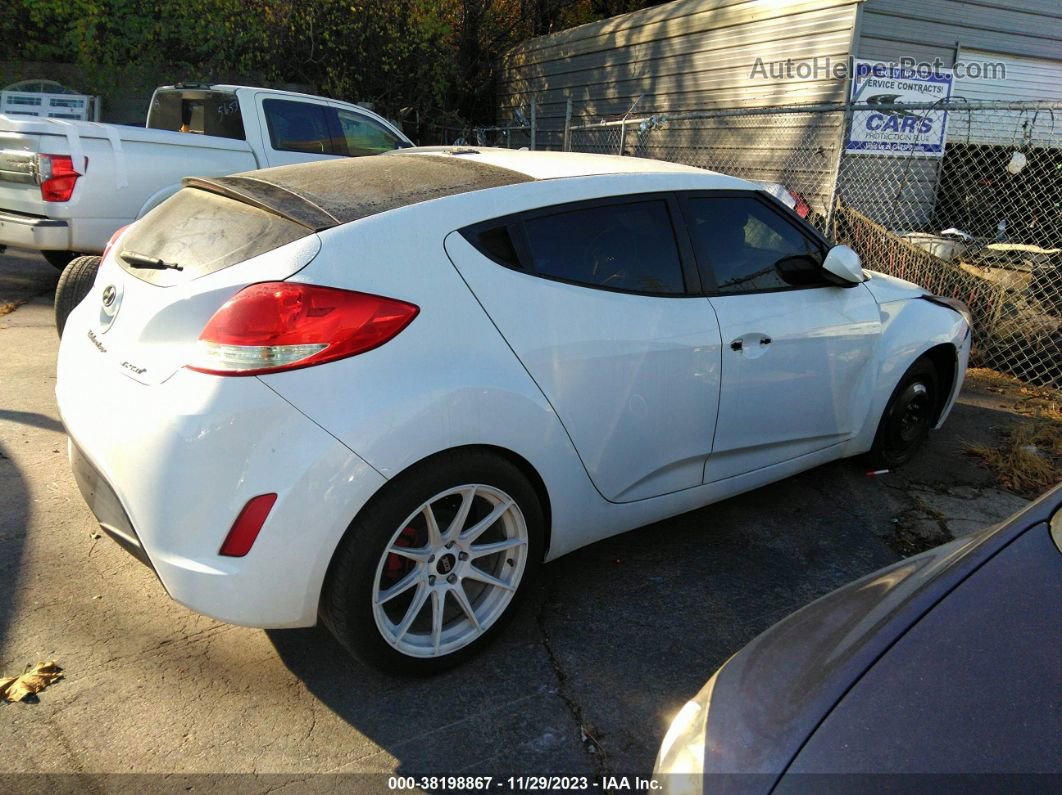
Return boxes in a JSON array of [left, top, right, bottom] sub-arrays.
[[182, 175, 339, 231]]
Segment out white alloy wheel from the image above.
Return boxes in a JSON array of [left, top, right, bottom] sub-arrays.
[[371, 484, 529, 658]]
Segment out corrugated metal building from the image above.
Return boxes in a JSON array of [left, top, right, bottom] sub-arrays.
[[499, 0, 1060, 226], [500, 0, 1061, 145]]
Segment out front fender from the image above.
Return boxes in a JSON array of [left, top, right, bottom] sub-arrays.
[[847, 298, 970, 455]]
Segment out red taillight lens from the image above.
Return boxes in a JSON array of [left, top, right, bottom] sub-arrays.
[[102, 224, 130, 262], [188, 282, 419, 376], [37, 154, 84, 202], [219, 493, 278, 557]]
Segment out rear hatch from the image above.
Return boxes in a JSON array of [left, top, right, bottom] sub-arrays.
[[72, 181, 324, 385], [66, 152, 531, 386]]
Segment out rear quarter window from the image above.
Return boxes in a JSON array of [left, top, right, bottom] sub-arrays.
[[462, 223, 522, 269], [117, 188, 310, 286]]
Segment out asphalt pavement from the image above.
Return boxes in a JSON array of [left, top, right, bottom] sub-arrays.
[[0, 249, 1031, 789]]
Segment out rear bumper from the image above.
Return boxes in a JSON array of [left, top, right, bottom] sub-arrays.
[[0, 208, 70, 251], [69, 440, 155, 570], [56, 326, 387, 628]]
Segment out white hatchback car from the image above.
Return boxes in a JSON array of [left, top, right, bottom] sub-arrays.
[[57, 148, 971, 673]]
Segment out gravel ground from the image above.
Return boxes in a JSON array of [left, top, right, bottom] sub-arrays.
[[0, 249, 1035, 789]]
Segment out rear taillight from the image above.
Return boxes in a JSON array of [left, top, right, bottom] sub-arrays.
[[102, 225, 130, 262], [188, 282, 419, 376], [37, 154, 84, 202]]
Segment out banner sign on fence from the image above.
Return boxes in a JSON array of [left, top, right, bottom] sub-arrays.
[[847, 60, 953, 156]]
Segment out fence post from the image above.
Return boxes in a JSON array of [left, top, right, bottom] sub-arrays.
[[530, 94, 537, 151], [618, 120, 626, 156], [825, 102, 853, 238], [562, 98, 573, 152]]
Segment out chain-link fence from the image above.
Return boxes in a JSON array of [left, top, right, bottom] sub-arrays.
[[566, 100, 1062, 389], [428, 123, 534, 148]]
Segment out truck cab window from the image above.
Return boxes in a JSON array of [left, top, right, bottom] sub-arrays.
[[180, 100, 204, 134], [263, 99, 338, 155], [148, 90, 245, 140], [334, 109, 403, 156]]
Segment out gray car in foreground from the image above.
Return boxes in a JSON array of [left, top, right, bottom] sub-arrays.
[[655, 484, 1062, 793]]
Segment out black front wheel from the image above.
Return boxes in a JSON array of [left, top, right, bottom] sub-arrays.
[[866, 357, 939, 469]]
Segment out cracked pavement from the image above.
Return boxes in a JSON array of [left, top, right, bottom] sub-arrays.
[[0, 249, 1038, 786]]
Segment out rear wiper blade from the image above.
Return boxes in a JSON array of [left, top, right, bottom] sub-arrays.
[[119, 250, 184, 271]]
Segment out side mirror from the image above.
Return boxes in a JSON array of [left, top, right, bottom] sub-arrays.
[[822, 245, 866, 284], [775, 254, 825, 286]]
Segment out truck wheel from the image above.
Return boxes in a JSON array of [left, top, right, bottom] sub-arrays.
[[54, 255, 101, 338], [42, 251, 76, 270]]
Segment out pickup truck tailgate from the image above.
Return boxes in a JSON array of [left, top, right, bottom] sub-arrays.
[[0, 130, 45, 216], [1, 113, 261, 254]]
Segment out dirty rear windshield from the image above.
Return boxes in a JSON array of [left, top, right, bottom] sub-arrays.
[[147, 89, 245, 140], [117, 188, 310, 286]]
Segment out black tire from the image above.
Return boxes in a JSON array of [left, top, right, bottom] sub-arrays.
[[54, 255, 101, 338], [865, 357, 939, 470], [320, 449, 544, 676], [42, 250, 76, 270]]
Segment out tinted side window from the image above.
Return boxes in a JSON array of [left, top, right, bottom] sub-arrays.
[[263, 99, 336, 154], [522, 201, 684, 294], [334, 109, 402, 156], [686, 196, 826, 293]]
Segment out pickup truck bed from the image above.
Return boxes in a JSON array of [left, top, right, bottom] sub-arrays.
[[0, 84, 412, 262]]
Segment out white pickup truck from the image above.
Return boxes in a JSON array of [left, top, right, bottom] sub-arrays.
[[0, 84, 412, 267]]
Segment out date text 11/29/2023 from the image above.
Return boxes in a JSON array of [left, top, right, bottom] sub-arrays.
[[387, 776, 663, 791]]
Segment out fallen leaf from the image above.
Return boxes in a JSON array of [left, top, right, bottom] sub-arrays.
[[0, 661, 63, 703]]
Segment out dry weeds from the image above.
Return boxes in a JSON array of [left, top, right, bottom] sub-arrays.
[[965, 369, 1061, 497]]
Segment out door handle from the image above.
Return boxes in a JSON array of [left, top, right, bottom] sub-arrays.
[[759, 336, 772, 346], [730, 339, 743, 352]]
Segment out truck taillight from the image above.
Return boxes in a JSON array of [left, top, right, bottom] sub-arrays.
[[36, 154, 84, 202], [187, 282, 419, 376]]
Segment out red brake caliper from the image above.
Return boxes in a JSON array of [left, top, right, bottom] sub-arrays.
[[384, 525, 419, 585]]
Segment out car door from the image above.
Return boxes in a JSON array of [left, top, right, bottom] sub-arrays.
[[680, 191, 881, 483], [444, 194, 722, 503], [255, 95, 346, 167]]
